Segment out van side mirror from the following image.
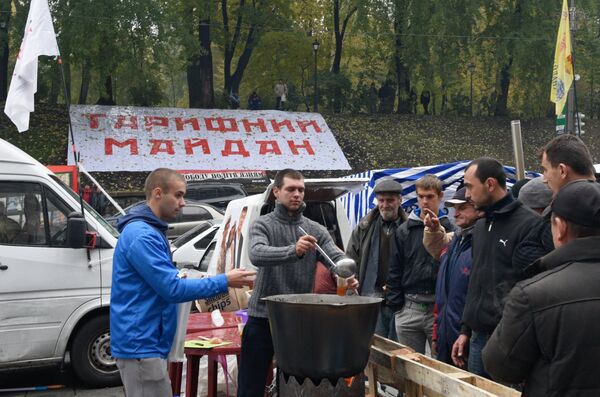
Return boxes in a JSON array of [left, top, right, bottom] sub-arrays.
[[66, 212, 87, 248]]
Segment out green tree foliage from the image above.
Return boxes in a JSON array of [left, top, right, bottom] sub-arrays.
[[0, 0, 598, 119]]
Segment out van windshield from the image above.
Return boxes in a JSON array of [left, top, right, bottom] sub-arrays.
[[50, 175, 120, 239]]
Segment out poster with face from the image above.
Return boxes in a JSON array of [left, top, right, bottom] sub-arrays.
[[198, 204, 252, 313], [213, 205, 251, 275]]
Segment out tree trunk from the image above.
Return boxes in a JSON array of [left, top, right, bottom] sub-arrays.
[[229, 26, 255, 95], [78, 61, 90, 104], [0, 0, 10, 101], [495, 57, 512, 116], [96, 75, 116, 105], [222, 0, 258, 96], [495, 0, 521, 117], [48, 64, 60, 105], [187, 55, 202, 108], [63, 60, 71, 103], [393, 1, 411, 114], [330, 0, 357, 113], [198, 17, 214, 108]]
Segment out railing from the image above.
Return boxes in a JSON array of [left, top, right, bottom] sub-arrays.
[[367, 335, 521, 397]]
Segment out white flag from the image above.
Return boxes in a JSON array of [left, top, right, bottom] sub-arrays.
[[4, 0, 60, 132]]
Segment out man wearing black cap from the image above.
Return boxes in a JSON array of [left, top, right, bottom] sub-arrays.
[[422, 187, 483, 364], [346, 178, 407, 340], [483, 180, 600, 396]]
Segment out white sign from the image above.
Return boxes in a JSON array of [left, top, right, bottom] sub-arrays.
[[67, 105, 351, 171]]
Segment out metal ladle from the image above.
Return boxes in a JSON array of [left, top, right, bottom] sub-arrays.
[[298, 226, 357, 278]]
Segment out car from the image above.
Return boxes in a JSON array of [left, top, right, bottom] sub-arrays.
[[106, 199, 224, 239], [171, 220, 221, 270], [184, 182, 247, 210]]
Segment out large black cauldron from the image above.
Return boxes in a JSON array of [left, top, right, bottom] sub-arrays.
[[263, 294, 381, 380]]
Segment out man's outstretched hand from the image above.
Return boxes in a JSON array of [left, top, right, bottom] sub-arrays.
[[423, 208, 440, 231], [225, 268, 257, 288]]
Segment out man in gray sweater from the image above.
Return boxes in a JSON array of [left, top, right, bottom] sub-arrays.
[[237, 169, 358, 397]]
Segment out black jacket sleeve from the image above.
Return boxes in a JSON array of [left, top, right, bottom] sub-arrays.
[[385, 226, 405, 310], [513, 217, 553, 276], [482, 284, 540, 383]]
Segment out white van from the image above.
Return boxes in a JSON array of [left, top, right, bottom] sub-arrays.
[[202, 178, 368, 276], [0, 139, 120, 386]]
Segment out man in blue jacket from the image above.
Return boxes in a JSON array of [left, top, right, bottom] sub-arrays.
[[110, 168, 255, 397], [422, 187, 483, 364]]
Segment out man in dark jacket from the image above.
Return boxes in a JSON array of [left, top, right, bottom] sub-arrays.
[[483, 180, 600, 397], [422, 187, 483, 364], [451, 158, 539, 376], [513, 135, 596, 274], [346, 179, 407, 340], [387, 174, 454, 354]]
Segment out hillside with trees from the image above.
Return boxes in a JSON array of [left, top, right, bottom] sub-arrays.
[[1, 105, 599, 191], [1, 1, 600, 118]]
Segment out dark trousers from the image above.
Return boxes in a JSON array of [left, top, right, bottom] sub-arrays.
[[237, 316, 274, 397]]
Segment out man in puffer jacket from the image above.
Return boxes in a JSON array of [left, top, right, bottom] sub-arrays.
[[483, 180, 600, 397], [111, 168, 255, 397]]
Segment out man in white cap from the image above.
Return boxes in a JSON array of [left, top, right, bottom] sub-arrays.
[[347, 178, 407, 340], [422, 187, 483, 364]]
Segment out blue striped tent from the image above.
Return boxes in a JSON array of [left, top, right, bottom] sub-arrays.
[[341, 161, 540, 229]]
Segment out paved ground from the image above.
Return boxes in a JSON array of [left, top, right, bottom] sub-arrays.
[[0, 362, 234, 397]]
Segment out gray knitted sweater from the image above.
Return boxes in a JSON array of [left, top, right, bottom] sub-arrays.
[[247, 201, 345, 318]]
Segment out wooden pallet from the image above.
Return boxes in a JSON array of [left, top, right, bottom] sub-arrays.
[[366, 336, 521, 397]]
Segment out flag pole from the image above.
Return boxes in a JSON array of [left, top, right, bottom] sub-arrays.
[[57, 56, 86, 216]]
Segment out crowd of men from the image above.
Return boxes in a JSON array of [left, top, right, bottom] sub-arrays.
[[108, 134, 599, 397], [349, 134, 600, 396]]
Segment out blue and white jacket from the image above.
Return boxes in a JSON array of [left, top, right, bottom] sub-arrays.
[[110, 204, 227, 358]]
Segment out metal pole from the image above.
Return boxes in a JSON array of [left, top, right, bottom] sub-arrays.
[[313, 49, 318, 112], [511, 120, 526, 180], [566, 0, 577, 134], [58, 57, 86, 216]]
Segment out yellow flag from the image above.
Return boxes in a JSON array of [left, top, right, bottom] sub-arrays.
[[550, 0, 573, 116]]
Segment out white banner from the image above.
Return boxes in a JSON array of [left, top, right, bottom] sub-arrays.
[[67, 105, 351, 171]]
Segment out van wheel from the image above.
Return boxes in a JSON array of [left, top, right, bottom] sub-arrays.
[[71, 314, 121, 387]]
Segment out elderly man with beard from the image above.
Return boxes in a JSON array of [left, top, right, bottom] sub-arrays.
[[347, 179, 408, 340], [422, 187, 483, 364]]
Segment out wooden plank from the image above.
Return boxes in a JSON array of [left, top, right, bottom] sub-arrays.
[[366, 362, 377, 397], [368, 336, 522, 397]]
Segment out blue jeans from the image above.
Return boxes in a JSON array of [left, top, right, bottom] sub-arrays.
[[374, 303, 398, 341], [468, 331, 490, 378]]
